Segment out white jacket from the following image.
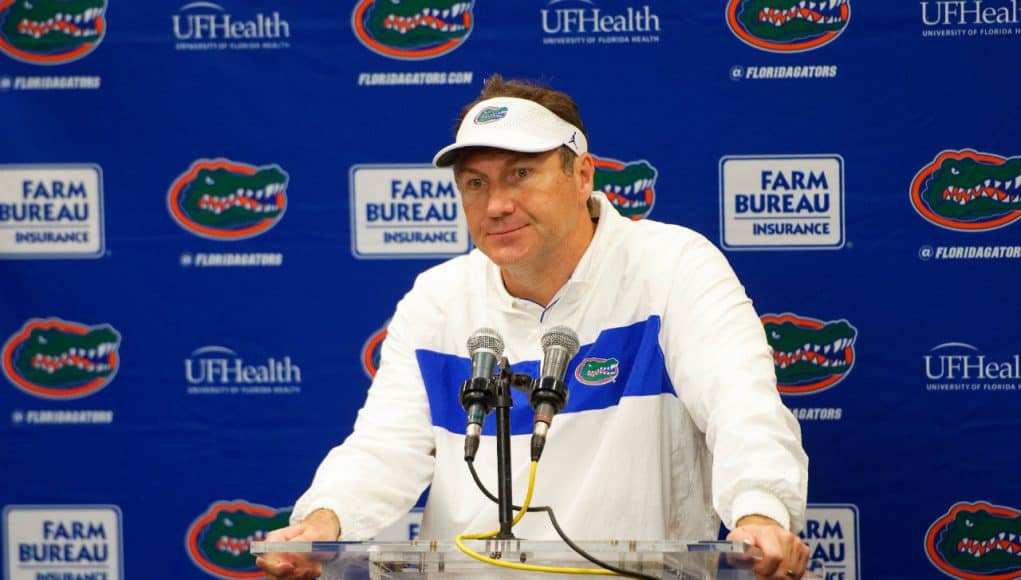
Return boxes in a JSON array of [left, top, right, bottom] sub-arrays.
[[293, 193, 808, 542]]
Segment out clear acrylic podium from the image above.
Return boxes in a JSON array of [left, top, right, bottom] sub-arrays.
[[250, 539, 762, 579]]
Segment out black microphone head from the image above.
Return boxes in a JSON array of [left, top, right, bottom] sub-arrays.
[[541, 326, 579, 356], [467, 327, 505, 358]]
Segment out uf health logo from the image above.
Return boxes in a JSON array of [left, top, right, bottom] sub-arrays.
[[0, 0, 106, 64], [352, 0, 473, 60], [911, 150, 1021, 231], [593, 155, 657, 221], [2, 318, 120, 400], [168, 159, 288, 241], [186, 500, 291, 579], [925, 501, 1021, 579], [761, 313, 856, 395], [726, 0, 850, 52]]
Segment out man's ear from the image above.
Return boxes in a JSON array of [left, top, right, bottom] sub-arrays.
[[575, 153, 595, 200]]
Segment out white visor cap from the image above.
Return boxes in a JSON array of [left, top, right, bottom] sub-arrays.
[[432, 97, 588, 167]]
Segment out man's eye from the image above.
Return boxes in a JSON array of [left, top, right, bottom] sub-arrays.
[[514, 168, 530, 179]]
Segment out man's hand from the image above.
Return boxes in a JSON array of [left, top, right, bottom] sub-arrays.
[[255, 509, 341, 580], [727, 514, 809, 580]]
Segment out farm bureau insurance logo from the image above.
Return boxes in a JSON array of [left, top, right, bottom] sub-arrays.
[[168, 158, 287, 241], [802, 504, 860, 579], [924, 342, 1019, 393], [4, 505, 123, 580], [186, 500, 291, 579], [2, 318, 120, 400], [921, 0, 1021, 38], [911, 150, 1021, 232], [172, 1, 291, 51], [0, 164, 104, 259], [352, 0, 473, 60], [0, 0, 106, 64], [350, 164, 469, 259], [185, 346, 302, 395], [762, 313, 856, 399], [593, 155, 657, 221], [720, 155, 844, 251], [541, 0, 661, 45], [925, 501, 1021, 579], [726, 0, 850, 52]]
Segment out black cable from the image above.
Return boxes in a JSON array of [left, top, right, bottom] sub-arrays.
[[466, 460, 658, 580], [467, 458, 543, 512]]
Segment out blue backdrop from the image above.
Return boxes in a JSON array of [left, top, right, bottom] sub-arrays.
[[2, 1, 1020, 579]]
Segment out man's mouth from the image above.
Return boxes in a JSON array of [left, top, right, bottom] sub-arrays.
[[488, 224, 528, 237]]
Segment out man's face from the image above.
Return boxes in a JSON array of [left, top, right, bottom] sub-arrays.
[[454, 148, 594, 273]]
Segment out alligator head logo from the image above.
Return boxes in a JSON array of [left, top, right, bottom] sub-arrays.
[[168, 159, 288, 241], [574, 357, 619, 386], [186, 500, 291, 579], [925, 501, 1021, 579], [593, 155, 657, 221], [0, 0, 106, 64], [911, 150, 1021, 232], [474, 106, 508, 124], [351, 0, 473, 60], [2, 318, 120, 399], [761, 313, 856, 395], [361, 322, 388, 379], [726, 0, 850, 53]]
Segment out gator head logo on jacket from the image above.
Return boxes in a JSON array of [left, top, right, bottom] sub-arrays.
[[911, 150, 1021, 232], [925, 501, 1021, 579], [168, 159, 288, 241], [575, 357, 619, 386], [352, 0, 473, 60], [2, 318, 120, 399], [761, 313, 856, 395], [0, 0, 106, 64], [593, 155, 657, 221], [726, 0, 850, 53], [186, 500, 291, 579]]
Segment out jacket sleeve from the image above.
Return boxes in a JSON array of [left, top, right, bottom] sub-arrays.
[[290, 286, 436, 539], [661, 234, 808, 533]]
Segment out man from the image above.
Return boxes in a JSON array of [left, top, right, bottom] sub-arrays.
[[258, 75, 809, 580]]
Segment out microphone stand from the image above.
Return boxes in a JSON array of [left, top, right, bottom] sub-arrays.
[[492, 362, 515, 539], [461, 358, 536, 540]]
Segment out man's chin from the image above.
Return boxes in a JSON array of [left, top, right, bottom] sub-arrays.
[[479, 246, 531, 269]]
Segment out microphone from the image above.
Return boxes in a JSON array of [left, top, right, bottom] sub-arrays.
[[530, 326, 580, 460], [461, 328, 504, 461]]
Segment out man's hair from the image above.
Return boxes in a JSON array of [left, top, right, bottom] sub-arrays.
[[454, 74, 588, 174]]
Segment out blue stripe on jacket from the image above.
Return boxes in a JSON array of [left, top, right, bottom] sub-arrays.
[[416, 316, 675, 436]]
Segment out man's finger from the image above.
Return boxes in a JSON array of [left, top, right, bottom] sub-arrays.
[[750, 533, 783, 577], [795, 543, 810, 578], [724, 530, 758, 566], [266, 524, 305, 542], [257, 554, 295, 574]]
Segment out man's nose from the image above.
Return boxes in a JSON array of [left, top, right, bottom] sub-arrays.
[[486, 182, 515, 217]]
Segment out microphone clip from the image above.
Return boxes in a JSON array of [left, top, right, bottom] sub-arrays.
[[528, 376, 569, 461], [529, 376, 568, 424], [459, 374, 494, 462], [460, 357, 525, 462]]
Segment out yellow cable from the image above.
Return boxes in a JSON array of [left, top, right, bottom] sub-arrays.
[[454, 461, 618, 576]]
